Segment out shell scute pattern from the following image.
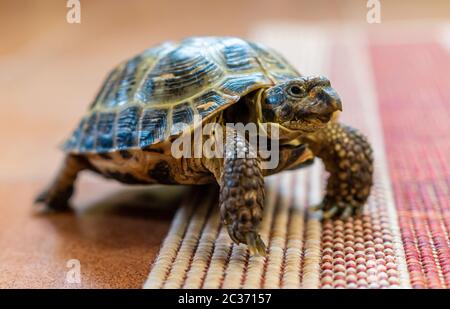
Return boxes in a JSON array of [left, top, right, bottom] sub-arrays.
[[193, 90, 236, 118], [116, 106, 141, 149], [64, 118, 85, 150], [219, 73, 271, 96], [64, 37, 300, 154], [249, 42, 287, 70], [249, 42, 300, 81], [79, 113, 97, 152], [103, 42, 177, 108], [221, 38, 260, 72], [89, 68, 120, 110], [139, 108, 168, 147], [95, 112, 116, 152], [138, 44, 224, 104], [109, 55, 144, 107], [171, 103, 195, 135]]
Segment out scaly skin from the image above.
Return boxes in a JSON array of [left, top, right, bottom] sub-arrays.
[[203, 128, 266, 256], [304, 122, 374, 219], [34, 155, 87, 212]]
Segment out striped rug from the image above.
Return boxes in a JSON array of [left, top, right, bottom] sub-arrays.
[[144, 23, 450, 289]]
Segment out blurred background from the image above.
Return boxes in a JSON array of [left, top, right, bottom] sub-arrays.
[[0, 0, 449, 288]]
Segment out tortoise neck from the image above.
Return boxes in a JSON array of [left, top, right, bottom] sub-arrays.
[[253, 88, 266, 125], [252, 88, 303, 142]]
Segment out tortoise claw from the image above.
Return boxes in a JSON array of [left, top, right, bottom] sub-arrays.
[[33, 189, 72, 214], [225, 224, 241, 245], [245, 232, 267, 257], [322, 205, 338, 219], [313, 200, 363, 220], [339, 205, 353, 220]]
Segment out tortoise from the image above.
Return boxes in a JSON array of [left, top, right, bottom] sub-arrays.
[[35, 36, 373, 256]]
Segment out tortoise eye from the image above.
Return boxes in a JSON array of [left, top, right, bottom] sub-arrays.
[[288, 85, 304, 97]]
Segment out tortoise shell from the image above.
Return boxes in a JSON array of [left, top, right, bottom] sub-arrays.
[[63, 37, 300, 154]]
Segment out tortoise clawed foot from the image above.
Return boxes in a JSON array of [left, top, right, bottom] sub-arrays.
[[313, 199, 362, 221], [225, 221, 267, 256], [225, 221, 241, 245], [223, 206, 267, 256], [245, 232, 266, 257], [33, 187, 73, 214]]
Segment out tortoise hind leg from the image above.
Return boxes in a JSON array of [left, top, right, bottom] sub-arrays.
[[34, 154, 87, 212]]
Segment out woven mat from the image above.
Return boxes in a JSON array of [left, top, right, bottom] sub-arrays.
[[144, 24, 450, 289]]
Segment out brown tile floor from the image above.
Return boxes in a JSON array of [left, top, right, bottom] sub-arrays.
[[0, 179, 184, 288], [0, 0, 448, 288]]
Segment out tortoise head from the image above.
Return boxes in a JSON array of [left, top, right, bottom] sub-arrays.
[[261, 76, 342, 133]]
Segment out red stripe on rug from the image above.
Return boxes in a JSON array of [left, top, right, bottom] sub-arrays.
[[370, 41, 450, 288]]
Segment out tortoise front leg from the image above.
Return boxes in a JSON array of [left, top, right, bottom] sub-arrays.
[[203, 128, 266, 256], [34, 154, 87, 212], [304, 122, 374, 219]]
